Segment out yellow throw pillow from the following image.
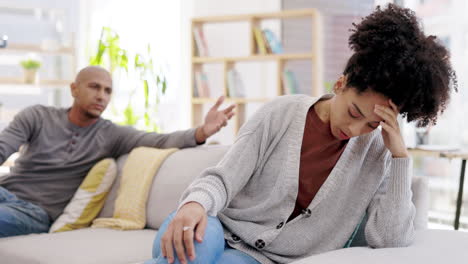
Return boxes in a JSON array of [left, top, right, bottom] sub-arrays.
[[92, 147, 177, 230], [49, 158, 117, 233]]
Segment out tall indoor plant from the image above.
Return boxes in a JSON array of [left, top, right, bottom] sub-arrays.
[[90, 27, 167, 132]]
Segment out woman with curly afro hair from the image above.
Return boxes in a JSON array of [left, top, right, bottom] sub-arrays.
[[145, 4, 457, 264]]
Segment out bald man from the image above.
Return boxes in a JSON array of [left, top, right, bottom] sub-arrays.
[[0, 66, 235, 238]]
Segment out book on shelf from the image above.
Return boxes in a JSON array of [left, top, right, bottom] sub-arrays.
[[193, 80, 198, 97], [262, 29, 283, 54], [194, 71, 210, 97], [193, 27, 209, 57], [253, 27, 284, 55], [227, 69, 246, 98], [262, 30, 272, 54], [253, 28, 268, 55], [282, 70, 299, 95]]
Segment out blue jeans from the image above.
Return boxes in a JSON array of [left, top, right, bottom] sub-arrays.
[[144, 212, 261, 264], [0, 186, 50, 238]]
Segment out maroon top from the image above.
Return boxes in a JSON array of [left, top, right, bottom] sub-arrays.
[[288, 105, 348, 222]]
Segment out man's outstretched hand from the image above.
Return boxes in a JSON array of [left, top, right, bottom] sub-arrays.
[[195, 96, 235, 143]]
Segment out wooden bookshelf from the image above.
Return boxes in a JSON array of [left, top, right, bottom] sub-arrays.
[[191, 9, 323, 135], [0, 43, 74, 55], [0, 77, 72, 87], [192, 97, 270, 104], [192, 53, 315, 63]]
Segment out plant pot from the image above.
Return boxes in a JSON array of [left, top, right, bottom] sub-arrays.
[[23, 69, 38, 84]]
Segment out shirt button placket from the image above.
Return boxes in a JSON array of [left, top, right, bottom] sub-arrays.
[[69, 130, 77, 153]]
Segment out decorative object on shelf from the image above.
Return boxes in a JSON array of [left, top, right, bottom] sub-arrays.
[[0, 35, 7, 48], [20, 58, 41, 84], [90, 27, 167, 132]]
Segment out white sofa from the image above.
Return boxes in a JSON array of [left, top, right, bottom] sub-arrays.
[[0, 145, 467, 264]]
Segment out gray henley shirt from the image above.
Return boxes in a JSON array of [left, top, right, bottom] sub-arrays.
[[0, 105, 199, 221]]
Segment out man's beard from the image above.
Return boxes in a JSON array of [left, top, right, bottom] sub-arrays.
[[84, 110, 101, 119]]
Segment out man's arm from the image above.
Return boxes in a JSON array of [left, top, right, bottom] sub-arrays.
[[0, 106, 39, 164], [111, 126, 202, 156], [111, 96, 235, 156]]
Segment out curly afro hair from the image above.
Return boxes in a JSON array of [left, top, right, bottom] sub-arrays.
[[343, 3, 457, 127]]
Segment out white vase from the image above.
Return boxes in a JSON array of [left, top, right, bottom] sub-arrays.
[[23, 69, 38, 84]]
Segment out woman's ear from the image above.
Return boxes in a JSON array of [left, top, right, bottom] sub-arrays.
[[333, 75, 347, 94]]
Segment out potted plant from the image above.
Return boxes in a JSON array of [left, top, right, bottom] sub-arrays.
[[20, 59, 41, 84]]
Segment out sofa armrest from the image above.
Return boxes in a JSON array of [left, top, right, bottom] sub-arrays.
[[411, 175, 429, 230]]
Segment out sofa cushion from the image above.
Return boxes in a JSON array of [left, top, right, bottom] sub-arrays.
[[98, 145, 230, 230], [411, 175, 429, 229], [92, 147, 177, 230], [98, 154, 128, 219], [146, 145, 229, 229], [1, 228, 466, 264], [0, 228, 155, 264], [292, 229, 468, 264], [50, 158, 117, 233]]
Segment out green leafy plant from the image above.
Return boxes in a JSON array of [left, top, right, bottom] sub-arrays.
[[324, 81, 334, 93], [20, 59, 41, 70], [90, 27, 167, 132]]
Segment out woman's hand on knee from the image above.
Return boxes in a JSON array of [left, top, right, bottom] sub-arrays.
[[160, 202, 207, 264]]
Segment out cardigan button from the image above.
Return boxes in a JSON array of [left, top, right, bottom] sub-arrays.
[[276, 222, 284, 229], [255, 239, 265, 249], [302, 208, 312, 217], [231, 234, 241, 242]]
